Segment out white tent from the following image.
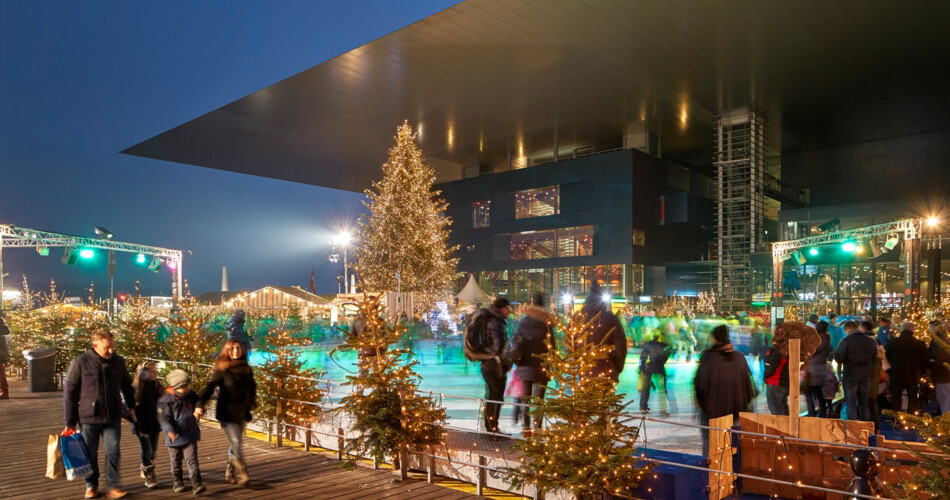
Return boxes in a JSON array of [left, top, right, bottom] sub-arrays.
[[455, 275, 491, 304]]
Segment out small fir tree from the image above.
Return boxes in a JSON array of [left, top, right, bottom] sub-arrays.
[[163, 299, 223, 393], [114, 297, 165, 369], [356, 121, 459, 312], [253, 311, 324, 438], [888, 412, 950, 499], [5, 277, 41, 373], [333, 294, 446, 466], [35, 284, 83, 380], [507, 310, 648, 499]]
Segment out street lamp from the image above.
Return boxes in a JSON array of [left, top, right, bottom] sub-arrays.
[[330, 231, 352, 294]]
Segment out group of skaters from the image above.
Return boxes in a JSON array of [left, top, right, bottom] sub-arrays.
[[59, 309, 257, 499], [761, 313, 950, 431]]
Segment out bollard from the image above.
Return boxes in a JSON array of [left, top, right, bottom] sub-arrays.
[[426, 445, 435, 484], [304, 428, 311, 452], [476, 455, 487, 495], [275, 378, 283, 448], [266, 421, 272, 443], [337, 427, 344, 460], [399, 447, 409, 480]]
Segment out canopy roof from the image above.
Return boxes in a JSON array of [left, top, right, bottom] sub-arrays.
[[456, 275, 490, 304]]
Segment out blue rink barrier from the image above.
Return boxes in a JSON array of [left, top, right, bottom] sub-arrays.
[[633, 448, 708, 500]]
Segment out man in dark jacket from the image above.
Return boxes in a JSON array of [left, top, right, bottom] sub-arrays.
[[764, 341, 790, 415], [928, 321, 950, 414], [695, 325, 755, 456], [63, 331, 135, 499], [577, 285, 627, 382], [505, 292, 553, 434], [0, 315, 10, 399], [886, 322, 930, 414], [480, 297, 511, 434], [833, 321, 878, 421], [638, 330, 674, 415]]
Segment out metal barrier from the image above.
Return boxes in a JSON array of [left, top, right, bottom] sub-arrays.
[[143, 358, 937, 499]]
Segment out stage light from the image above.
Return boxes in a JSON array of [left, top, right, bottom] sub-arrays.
[[842, 242, 856, 252], [808, 248, 819, 256], [79, 249, 94, 259], [884, 234, 899, 250], [166, 260, 178, 271], [148, 256, 164, 272], [62, 248, 79, 266], [855, 243, 865, 254], [135, 253, 147, 264], [36, 246, 49, 256], [94, 227, 114, 239], [791, 250, 806, 265]]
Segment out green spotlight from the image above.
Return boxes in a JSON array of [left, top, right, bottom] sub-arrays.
[[808, 248, 819, 256], [79, 248, 95, 259], [135, 253, 147, 264], [841, 242, 856, 252]]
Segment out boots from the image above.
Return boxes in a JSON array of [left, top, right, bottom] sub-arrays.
[[190, 472, 205, 495], [172, 473, 186, 493], [224, 460, 236, 484], [232, 459, 250, 487], [143, 464, 158, 489]]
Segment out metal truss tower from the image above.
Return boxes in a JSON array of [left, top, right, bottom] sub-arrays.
[[715, 108, 767, 311]]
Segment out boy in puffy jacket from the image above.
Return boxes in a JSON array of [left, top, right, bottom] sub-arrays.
[[157, 369, 204, 494]]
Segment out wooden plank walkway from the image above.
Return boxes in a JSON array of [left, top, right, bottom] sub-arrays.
[[0, 379, 486, 499]]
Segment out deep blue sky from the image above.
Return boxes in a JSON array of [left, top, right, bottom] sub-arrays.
[[1, 1, 458, 298]]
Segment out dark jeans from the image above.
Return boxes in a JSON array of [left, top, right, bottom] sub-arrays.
[[805, 385, 827, 417], [220, 421, 246, 461], [517, 381, 547, 430], [639, 372, 676, 414], [766, 385, 789, 416], [168, 443, 200, 480], [0, 363, 9, 395], [890, 381, 920, 414], [867, 397, 879, 432], [843, 377, 870, 421], [137, 431, 159, 467], [81, 419, 122, 490], [481, 366, 507, 432]]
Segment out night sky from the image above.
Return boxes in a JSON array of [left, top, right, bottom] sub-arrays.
[[1, 1, 458, 298]]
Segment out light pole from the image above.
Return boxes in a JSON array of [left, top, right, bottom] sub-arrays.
[[330, 231, 352, 294], [94, 226, 115, 311]]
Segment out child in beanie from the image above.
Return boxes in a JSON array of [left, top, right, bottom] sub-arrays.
[[157, 369, 204, 494]]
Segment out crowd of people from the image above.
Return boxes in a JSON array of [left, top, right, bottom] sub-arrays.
[[60, 323, 257, 499]]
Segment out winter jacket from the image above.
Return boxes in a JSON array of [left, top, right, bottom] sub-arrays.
[[0, 321, 10, 364], [930, 334, 950, 384], [694, 343, 755, 420], [132, 377, 163, 435], [886, 330, 930, 384], [764, 347, 789, 389], [507, 306, 553, 383], [639, 339, 671, 375], [577, 302, 627, 382], [64, 349, 135, 427], [479, 306, 510, 375], [198, 361, 257, 424], [876, 324, 894, 347], [868, 348, 883, 399], [805, 333, 832, 387], [822, 371, 839, 400], [157, 388, 201, 448], [833, 332, 879, 381]]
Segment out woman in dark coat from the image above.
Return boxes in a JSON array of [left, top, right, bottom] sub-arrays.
[[196, 339, 257, 486], [805, 321, 832, 417], [505, 292, 554, 434], [694, 325, 755, 456], [133, 361, 163, 489]]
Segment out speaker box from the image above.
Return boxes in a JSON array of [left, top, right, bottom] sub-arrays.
[[61, 248, 79, 265]]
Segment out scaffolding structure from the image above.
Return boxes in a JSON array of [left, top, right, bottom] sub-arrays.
[[715, 108, 767, 311]]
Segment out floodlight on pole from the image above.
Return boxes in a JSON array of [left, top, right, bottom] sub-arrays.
[[330, 230, 352, 294], [927, 216, 939, 228], [94, 227, 114, 240]]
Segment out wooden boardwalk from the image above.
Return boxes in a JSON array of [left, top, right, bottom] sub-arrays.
[[0, 379, 487, 499]]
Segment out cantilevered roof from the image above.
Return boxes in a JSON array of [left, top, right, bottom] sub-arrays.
[[123, 0, 950, 193]]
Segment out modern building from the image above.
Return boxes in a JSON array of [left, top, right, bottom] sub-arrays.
[[124, 1, 950, 310]]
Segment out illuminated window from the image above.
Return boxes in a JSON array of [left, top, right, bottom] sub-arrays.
[[473, 200, 490, 228], [633, 229, 646, 246], [515, 186, 559, 219], [511, 226, 594, 260], [556, 226, 594, 257]]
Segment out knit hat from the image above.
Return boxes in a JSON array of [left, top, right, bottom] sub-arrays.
[[165, 369, 191, 389], [901, 321, 915, 332]]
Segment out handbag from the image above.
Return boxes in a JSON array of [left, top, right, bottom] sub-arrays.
[[61, 432, 93, 480], [46, 434, 65, 479]]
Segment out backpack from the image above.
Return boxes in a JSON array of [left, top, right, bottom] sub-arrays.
[[502, 333, 525, 365], [463, 309, 494, 362]]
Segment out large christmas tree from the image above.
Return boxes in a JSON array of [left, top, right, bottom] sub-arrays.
[[334, 294, 445, 466], [163, 300, 223, 392], [507, 310, 648, 499], [114, 297, 165, 369], [356, 121, 458, 312]]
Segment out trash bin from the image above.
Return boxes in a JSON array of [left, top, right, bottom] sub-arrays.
[[22, 348, 57, 392]]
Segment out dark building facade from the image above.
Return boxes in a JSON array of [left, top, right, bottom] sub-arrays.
[[438, 148, 713, 303]]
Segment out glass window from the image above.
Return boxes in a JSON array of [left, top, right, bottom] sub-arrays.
[[515, 186, 559, 219], [633, 229, 646, 246], [556, 226, 594, 257], [473, 200, 490, 228], [511, 230, 556, 260]]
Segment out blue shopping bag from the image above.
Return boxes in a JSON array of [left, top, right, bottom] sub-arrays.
[[60, 432, 92, 480]]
